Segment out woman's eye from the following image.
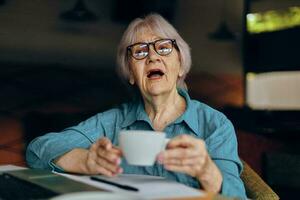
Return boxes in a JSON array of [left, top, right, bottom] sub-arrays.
[[159, 46, 168, 50], [158, 46, 171, 54], [135, 50, 147, 56]]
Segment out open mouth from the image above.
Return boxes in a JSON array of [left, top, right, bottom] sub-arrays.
[[147, 69, 165, 79]]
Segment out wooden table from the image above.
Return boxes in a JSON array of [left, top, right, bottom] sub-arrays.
[[164, 192, 237, 200]]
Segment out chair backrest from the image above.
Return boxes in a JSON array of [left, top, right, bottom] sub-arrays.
[[240, 160, 279, 200]]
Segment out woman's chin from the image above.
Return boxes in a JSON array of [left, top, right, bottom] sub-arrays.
[[144, 86, 172, 97]]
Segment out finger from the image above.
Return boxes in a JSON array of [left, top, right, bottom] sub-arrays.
[[97, 137, 112, 150], [110, 146, 123, 156], [96, 138, 122, 156], [87, 151, 112, 176], [90, 142, 99, 153], [161, 148, 201, 160], [87, 149, 123, 176], [100, 146, 122, 158], [95, 139, 122, 163], [97, 149, 122, 165], [94, 165, 116, 177], [167, 134, 192, 148], [166, 135, 195, 149], [162, 157, 200, 166], [95, 156, 123, 174], [164, 164, 196, 176]]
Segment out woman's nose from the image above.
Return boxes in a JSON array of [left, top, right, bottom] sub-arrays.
[[146, 45, 160, 63]]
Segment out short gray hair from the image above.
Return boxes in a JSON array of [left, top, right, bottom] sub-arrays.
[[116, 13, 192, 89]]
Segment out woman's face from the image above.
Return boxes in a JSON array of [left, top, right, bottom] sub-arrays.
[[128, 32, 184, 99]]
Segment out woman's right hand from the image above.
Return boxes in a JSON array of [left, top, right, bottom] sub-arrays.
[[85, 137, 123, 176]]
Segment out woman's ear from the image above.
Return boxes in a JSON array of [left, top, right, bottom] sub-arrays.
[[177, 53, 184, 78], [178, 66, 184, 78], [129, 77, 135, 85], [129, 71, 135, 85]]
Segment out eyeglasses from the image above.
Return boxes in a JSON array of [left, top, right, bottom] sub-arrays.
[[127, 39, 177, 60]]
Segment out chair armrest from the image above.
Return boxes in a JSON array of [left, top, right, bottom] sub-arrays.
[[241, 160, 279, 200]]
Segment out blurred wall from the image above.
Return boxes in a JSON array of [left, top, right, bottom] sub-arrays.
[[176, 0, 243, 74], [0, 0, 244, 74]]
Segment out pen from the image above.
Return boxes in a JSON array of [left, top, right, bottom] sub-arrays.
[[90, 176, 139, 192]]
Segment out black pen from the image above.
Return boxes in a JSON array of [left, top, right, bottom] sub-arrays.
[[90, 176, 139, 192]]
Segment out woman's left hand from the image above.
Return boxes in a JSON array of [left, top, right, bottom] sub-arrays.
[[157, 134, 223, 193]]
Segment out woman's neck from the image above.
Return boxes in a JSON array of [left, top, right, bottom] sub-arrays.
[[143, 89, 186, 131]]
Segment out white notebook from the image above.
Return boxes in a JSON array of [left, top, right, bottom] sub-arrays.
[[57, 173, 204, 199]]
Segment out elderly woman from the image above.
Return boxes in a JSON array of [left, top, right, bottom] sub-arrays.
[[26, 14, 246, 198]]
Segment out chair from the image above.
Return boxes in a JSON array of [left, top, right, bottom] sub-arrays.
[[240, 160, 279, 200]]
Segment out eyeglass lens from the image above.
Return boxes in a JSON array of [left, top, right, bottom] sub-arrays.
[[130, 39, 174, 60]]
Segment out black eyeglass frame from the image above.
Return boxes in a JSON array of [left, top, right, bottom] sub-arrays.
[[126, 39, 178, 60]]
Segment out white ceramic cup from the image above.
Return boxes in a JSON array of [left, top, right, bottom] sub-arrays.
[[119, 130, 169, 166]]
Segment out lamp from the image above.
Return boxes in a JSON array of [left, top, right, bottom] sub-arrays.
[[209, 0, 236, 41], [60, 0, 98, 22]]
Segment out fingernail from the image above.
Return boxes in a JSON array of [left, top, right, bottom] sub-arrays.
[[118, 168, 123, 174], [116, 158, 121, 165], [157, 155, 163, 164]]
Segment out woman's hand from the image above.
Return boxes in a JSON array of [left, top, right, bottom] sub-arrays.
[[157, 134, 223, 193], [54, 137, 123, 176], [85, 137, 123, 176]]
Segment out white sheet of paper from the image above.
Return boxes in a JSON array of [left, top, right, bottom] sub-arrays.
[[57, 173, 204, 199], [0, 165, 26, 172]]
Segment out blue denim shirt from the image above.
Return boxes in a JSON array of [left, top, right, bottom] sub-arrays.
[[26, 89, 246, 199]]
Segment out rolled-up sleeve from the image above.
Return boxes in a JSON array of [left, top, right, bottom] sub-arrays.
[[206, 117, 247, 199], [26, 113, 105, 170]]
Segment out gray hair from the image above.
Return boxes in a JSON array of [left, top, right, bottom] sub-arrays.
[[116, 13, 192, 89]]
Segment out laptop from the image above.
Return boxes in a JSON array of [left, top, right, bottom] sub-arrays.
[[0, 168, 105, 200]]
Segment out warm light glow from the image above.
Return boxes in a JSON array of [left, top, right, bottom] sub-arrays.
[[247, 6, 300, 33]]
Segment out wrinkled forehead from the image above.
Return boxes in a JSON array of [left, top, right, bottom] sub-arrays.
[[130, 24, 169, 44]]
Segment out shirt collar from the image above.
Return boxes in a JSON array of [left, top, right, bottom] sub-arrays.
[[121, 88, 199, 136], [121, 97, 151, 129], [175, 88, 199, 136]]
